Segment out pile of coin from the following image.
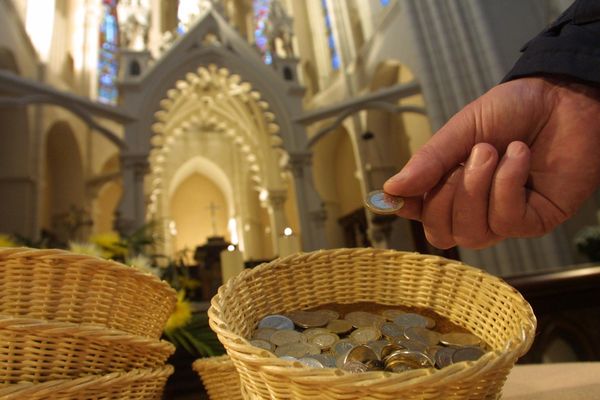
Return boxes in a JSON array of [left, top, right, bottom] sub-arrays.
[[248, 305, 488, 373]]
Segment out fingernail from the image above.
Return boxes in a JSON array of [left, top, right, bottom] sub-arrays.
[[386, 169, 409, 184], [507, 142, 526, 158], [467, 145, 491, 169]]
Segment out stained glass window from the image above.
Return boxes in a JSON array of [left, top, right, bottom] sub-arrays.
[[253, 0, 272, 64], [98, 0, 119, 104], [177, 0, 201, 35], [322, 0, 340, 70], [380, 0, 391, 6]]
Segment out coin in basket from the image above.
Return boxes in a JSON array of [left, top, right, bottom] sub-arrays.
[[395, 337, 428, 353], [381, 309, 406, 321], [258, 315, 294, 330], [364, 190, 404, 215], [434, 346, 456, 368], [297, 357, 325, 368], [270, 329, 306, 346], [249, 339, 275, 352], [386, 349, 433, 369], [345, 311, 385, 329], [451, 346, 485, 363], [344, 345, 379, 365], [380, 322, 403, 339], [393, 313, 434, 329], [275, 342, 320, 358], [404, 326, 440, 346], [364, 359, 385, 371], [332, 338, 356, 356], [342, 360, 368, 373], [304, 353, 336, 368], [326, 319, 354, 335], [366, 339, 389, 359], [350, 327, 381, 344], [440, 332, 481, 347], [252, 328, 277, 341], [288, 310, 330, 328], [310, 332, 339, 350], [314, 309, 340, 322]]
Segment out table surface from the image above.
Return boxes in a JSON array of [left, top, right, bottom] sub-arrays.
[[504, 363, 600, 399]]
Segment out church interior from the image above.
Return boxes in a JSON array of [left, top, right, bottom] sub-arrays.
[[0, 0, 599, 398]]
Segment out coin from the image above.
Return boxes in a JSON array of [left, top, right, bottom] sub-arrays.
[[380, 322, 403, 339], [332, 338, 356, 356], [275, 342, 320, 358], [258, 315, 294, 330], [298, 357, 325, 368], [270, 329, 306, 346], [326, 319, 354, 335], [288, 310, 330, 328], [350, 327, 381, 344], [364, 190, 404, 215], [310, 332, 339, 350], [249, 339, 274, 351], [315, 309, 340, 321], [305, 353, 336, 368], [344, 345, 378, 365], [252, 328, 277, 341], [365, 359, 385, 371], [393, 313, 434, 329], [440, 332, 481, 347], [381, 309, 405, 321], [452, 346, 485, 363], [395, 338, 428, 353], [404, 326, 440, 346], [345, 311, 385, 329], [366, 339, 389, 359], [302, 328, 331, 340], [342, 360, 368, 373], [434, 346, 456, 369]]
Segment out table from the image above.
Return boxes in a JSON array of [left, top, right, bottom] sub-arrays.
[[504, 363, 600, 399]]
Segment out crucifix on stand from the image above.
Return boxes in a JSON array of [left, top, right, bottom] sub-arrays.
[[207, 201, 220, 237]]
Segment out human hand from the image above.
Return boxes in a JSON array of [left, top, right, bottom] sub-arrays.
[[383, 77, 600, 249]]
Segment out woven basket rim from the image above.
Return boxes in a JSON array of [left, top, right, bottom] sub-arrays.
[[0, 365, 174, 398], [208, 248, 537, 391], [0, 247, 176, 297], [192, 355, 235, 373], [0, 314, 175, 351]]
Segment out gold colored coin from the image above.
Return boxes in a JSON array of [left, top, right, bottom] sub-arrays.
[[310, 332, 339, 350], [350, 327, 381, 344], [440, 332, 481, 347], [326, 319, 354, 335], [270, 329, 306, 346]]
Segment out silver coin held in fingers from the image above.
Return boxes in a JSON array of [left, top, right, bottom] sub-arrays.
[[364, 190, 404, 215]]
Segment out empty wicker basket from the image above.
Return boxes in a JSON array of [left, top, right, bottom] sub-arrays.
[[192, 355, 244, 400], [208, 248, 537, 400], [0, 365, 174, 400], [0, 315, 175, 384], [0, 247, 176, 339]]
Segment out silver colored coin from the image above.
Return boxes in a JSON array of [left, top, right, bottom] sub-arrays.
[[258, 314, 294, 331], [366, 339, 389, 359], [310, 332, 339, 350], [452, 347, 485, 363], [434, 346, 456, 369], [350, 327, 381, 344], [333, 339, 356, 356], [380, 322, 403, 339], [252, 328, 277, 341], [302, 328, 331, 340], [381, 309, 406, 321], [288, 310, 330, 328], [344, 311, 385, 329], [297, 357, 325, 368], [305, 353, 337, 368], [395, 338, 428, 353], [279, 355, 298, 362], [393, 313, 433, 329], [342, 360, 368, 373], [404, 326, 440, 346], [364, 190, 404, 215]]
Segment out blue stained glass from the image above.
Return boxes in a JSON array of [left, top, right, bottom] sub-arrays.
[[380, 0, 391, 5], [322, 0, 340, 70], [98, 0, 119, 104], [253, 0, 272, 64]]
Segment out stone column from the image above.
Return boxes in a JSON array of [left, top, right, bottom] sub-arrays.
[[115, 153, 149, 235], [264, 189, 288, 253], [288, 151, 327, 251]]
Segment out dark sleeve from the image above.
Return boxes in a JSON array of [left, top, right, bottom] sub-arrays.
[[503, 0, 600, 85]]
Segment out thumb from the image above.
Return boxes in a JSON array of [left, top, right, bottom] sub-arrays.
[[383, 108, 477, 197]]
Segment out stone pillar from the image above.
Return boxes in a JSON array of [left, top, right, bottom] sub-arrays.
[[264, 189, 288, 253], [115, 153, 148, 235], [288, 151, 327, 251]]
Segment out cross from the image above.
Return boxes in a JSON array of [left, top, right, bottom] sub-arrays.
[[207, 202, 220, 236]]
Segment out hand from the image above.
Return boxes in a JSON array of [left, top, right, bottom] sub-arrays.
[[383, 77, 600, 249]]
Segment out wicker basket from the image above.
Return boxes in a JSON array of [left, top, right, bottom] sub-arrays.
[[208, 248, 537, 400], [0, 247, 176, 339], [192, 355, 244, 400], [0, 315, 175, 384], [0, 365, 174, 400]]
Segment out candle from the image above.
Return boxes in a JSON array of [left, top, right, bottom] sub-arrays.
[[220, 246, 244, 283]]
